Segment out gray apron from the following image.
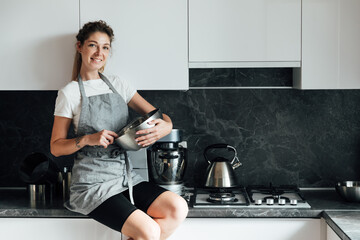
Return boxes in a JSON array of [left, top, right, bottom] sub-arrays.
[[65, 73, 144, 215]]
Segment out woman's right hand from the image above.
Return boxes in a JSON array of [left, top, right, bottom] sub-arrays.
[[85, 130, 118, 148]]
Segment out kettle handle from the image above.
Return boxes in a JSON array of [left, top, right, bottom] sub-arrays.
[[204, 143, 236, 164]]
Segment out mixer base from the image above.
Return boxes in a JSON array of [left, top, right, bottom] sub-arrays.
[[159, 183, 185, 196]]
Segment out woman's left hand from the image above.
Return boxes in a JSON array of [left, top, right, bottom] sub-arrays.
[[135, 118, 172, 147]]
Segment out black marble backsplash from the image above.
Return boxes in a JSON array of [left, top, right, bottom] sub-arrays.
[[1, 69, 360, 187], [189, 68, 292, 87]]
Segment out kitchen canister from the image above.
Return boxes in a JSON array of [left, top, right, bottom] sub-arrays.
[[28, 184, 46, 207]]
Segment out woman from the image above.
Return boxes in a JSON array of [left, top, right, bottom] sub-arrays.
[[50, 20, 188, 240]]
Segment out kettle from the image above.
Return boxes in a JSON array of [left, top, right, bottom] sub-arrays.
[[204, 144, 242, 188]]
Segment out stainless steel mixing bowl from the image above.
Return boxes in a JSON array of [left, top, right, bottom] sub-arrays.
[[335, 181, 360, 203], [115, 109, 163, 151]]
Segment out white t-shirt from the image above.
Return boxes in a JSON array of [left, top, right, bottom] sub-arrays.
[[54, 74, 136, 133]]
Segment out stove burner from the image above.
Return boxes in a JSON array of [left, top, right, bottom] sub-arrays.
[[246, 184, 307, 206], [207, 192, 238, 203]]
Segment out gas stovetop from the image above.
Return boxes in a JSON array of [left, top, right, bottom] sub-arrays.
[[192, 188, 250, 208], [191, 185, 311, 209]]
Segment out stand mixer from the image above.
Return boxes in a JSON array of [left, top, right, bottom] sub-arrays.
[[147, 129, 187, 196]]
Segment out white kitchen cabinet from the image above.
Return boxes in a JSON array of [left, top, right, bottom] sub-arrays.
[[0, 217, 343, 240], [0, 0, 78, 90], [326, 225, 341, 240], [80, 0, 188, 90], [169, 218, 326, 240], [189, 0, 301, 68], [0, 218, 121, 240], [294, 0, 360, 89]]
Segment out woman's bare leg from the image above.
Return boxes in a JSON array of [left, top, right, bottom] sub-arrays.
[[121, 209, 161, 240], [147, 191, 189, 240], [121, 191, 188, 240]]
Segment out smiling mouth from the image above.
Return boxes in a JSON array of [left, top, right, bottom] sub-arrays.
[[91, 58, 102, 62]]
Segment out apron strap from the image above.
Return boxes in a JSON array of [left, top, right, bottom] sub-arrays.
[[77, 74, 89, 104], [99, 72, 120, 95], [97, 73, 133, 204], [124, 152, 134, 205], [77, 73, 120, 100]]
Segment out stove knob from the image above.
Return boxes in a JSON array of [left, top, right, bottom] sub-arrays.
[[278, 198, 286, 205], [266, 198, 274, 205], [255, 199, 262, 205], [290, 199, 298, 205]]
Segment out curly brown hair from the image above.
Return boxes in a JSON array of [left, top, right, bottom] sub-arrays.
[[71, 20, 115, 80]]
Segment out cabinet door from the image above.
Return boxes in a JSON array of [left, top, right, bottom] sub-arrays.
[[0, 218, 121, 240], [189, 0, 301, 68], [169, 218, 324, 240], [327, 225, 341, 240], [80, 0, 188, 90], [339, 1, 360, 89], [295, 0, 360, 89], [0, 0, 78, 90]]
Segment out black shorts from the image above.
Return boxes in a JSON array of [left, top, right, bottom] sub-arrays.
[[87, 181, 167, 232]]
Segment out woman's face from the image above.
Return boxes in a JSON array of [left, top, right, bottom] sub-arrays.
[[77, 31, 111, 72]]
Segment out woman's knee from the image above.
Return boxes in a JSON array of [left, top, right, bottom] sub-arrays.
[[148, 191, 188, 222], [122, 210, 161, 240], [167, 194, 189, 221], [173, 197, 189, 220], [137, 221, 161, 240]]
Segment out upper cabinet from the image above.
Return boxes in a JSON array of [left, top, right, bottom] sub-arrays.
[[80, 0, 188, 90], [0, 0, 78, 90], [189, 0, 301, 68], [294, 0, 360, 89], [1, 0, 187, 90], [2, 1, 359, 90]]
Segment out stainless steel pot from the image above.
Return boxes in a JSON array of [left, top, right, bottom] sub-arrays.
[[115, 108, 162, 151], [28, 184, 46, 202], [204, 144, 242, 188], [336, 181, 360, 202]]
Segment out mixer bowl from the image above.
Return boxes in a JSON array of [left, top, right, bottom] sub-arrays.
[[148, 148, 186, 185], [115, 109, 162, 151], [335, 181, 360, 202]]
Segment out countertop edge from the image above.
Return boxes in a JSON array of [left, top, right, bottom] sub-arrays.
[[0, 207, 325, 218], [0, 208, 358, 240], [0, 209, 84, 218], [322, 211, 351, 240]]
